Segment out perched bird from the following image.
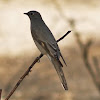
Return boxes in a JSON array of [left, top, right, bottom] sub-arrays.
[[24, 11, 68, 90]]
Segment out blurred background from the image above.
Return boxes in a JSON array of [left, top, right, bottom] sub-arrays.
[[0, 0, 100, 100]]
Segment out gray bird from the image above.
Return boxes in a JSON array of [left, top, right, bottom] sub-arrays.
[[24, 11, 68, 90]]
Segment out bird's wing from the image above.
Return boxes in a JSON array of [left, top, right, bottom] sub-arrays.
[[36, 38, 60, 59], [32, 24, 67, 66]]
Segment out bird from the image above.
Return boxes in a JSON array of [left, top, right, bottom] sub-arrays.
[[24, 11, 68, 90]]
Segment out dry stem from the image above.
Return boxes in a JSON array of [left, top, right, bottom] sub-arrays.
[[5, 31, 71, 100]]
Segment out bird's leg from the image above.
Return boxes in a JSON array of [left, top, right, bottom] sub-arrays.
[[37, 53, 43, 63], [37, 58, 40, 63]]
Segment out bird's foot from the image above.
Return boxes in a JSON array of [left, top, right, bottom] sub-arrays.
[[37, 57, 40, 63]]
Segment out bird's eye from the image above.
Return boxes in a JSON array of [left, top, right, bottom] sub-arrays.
[[30, 13, 34, 15]]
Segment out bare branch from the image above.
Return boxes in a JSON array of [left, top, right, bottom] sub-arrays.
[[57, 31, 71, 42], [5, 31, 71, 100], [5, 54, 43, 100]]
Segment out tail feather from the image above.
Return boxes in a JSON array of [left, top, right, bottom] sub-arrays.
[[50, 56, 68, 90], [60, 53, 67, 67]]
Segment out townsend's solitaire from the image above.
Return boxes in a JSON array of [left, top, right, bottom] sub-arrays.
[[24, 11, 68, 90]]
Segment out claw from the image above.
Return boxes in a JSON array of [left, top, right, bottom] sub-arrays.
[[37, 57, 40, 63]]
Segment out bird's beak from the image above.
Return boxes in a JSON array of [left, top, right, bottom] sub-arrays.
[[24, 12, 28, 15]]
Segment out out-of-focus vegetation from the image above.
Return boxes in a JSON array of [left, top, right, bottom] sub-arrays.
[[0, 0, 100, 100]]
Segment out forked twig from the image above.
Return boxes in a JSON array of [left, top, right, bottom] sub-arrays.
[[5, 31, 71, 100]]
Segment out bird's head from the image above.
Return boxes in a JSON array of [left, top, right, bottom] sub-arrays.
[[24, 11, 42, 20]]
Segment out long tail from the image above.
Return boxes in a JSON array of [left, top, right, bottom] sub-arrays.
[[49, 56, 68, 90]]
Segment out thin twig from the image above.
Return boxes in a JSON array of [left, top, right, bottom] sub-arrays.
[[57, 31, 71, 42], [5, 31, 71, 100], [5, 54, 43, 100]]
